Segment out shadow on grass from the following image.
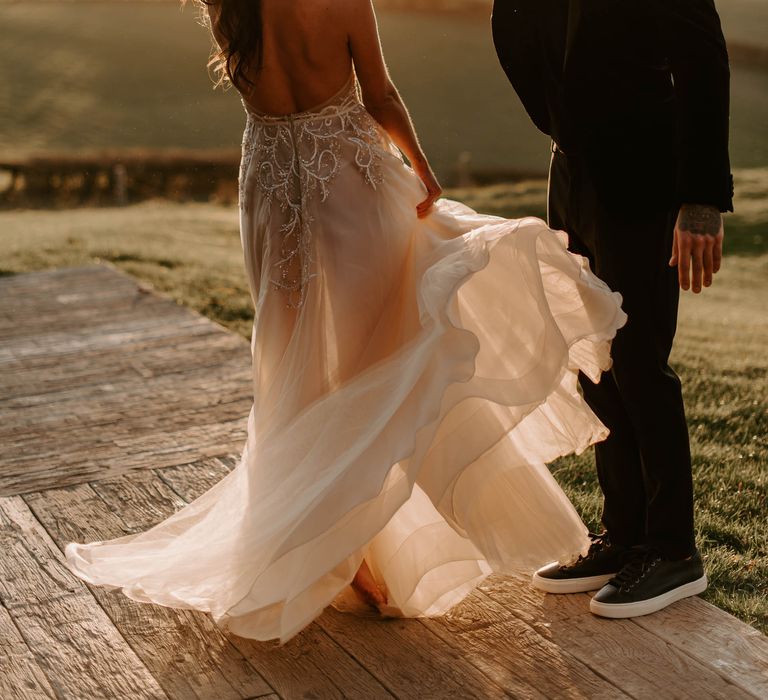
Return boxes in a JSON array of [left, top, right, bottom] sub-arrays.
[[99, 251, 182, 269], [202, 299, 254, 323]]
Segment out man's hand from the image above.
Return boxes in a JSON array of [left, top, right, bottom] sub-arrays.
[[669, 204, 724, 293]]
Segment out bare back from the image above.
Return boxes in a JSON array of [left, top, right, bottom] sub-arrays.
[[208, 0, 355, 116], [205, 0, 440, 214]]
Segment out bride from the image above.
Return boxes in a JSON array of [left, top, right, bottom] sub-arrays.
[[65, 0, 627, 644]]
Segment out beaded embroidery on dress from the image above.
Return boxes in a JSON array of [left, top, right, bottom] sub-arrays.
[[239, 71, 389, 308], [65, 68, 628, 645]]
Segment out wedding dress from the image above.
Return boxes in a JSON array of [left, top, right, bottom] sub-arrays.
[[65, 70, 627, 645]]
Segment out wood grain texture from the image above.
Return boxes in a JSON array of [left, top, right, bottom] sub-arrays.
[[24, 480, 274, 700], [0, 604, 57, 700], [318, 606, 512, 699], [0, 495, 168, 700], [633, 597, 768, 698], [420, 587, 628, 699], [480, 575, 757, 700], [0, 264, 252, 496]]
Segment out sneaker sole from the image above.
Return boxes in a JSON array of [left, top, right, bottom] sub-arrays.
[[589, 574, 708, 618], [532, 571, 617, 594]]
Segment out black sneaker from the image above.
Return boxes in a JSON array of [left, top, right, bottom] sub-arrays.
[[532, 533, 631, 594], [590, 546, 707, 618]]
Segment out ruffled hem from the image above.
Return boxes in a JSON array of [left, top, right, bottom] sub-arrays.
[[64, 203, 627, 645]]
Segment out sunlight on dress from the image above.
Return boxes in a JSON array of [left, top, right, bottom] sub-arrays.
[[65, 71, 627, 645]]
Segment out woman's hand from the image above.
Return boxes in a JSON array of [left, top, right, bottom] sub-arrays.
[[416, 162, 442, 218]]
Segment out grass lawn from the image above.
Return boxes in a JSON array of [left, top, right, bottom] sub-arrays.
[[1, 184, 766, 633]]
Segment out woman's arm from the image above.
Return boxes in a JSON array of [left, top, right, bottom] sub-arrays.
[[346, 0, 442, 217]]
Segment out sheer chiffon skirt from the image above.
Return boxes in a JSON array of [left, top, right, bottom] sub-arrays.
[[65, 106, 627, 645]]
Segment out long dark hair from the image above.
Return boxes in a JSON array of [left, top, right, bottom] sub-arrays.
[[184, 0, 264, 92]]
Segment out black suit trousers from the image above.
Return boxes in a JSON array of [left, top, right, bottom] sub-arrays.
[[547, 146, 696, 559]]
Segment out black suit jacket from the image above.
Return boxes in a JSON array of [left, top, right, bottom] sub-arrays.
[[491, 0, 734, 213]]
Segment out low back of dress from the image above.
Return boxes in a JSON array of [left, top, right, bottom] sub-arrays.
[[209, 0, 355, 118]]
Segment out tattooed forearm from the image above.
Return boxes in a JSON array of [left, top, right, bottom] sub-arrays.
[[678, 204, 722, 236]]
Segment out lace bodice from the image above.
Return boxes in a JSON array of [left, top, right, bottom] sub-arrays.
[[239, 73, 390, 309]]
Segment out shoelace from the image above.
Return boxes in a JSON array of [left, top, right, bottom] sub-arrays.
[[609, 547, 663, 592], [563, 532, 610, 568]]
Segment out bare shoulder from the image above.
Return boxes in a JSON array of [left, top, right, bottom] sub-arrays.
[[342, 0, 390, 103], [292, 0, 376, 48], [329, 0, 376, 30]]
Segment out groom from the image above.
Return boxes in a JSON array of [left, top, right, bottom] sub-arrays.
[[491, 0, 733, 617]]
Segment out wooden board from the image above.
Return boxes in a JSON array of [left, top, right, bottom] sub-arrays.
[[420, 588, 628, 699], [480, 575, 758, 699], [0, 604, 57, 700], [0, 265, 252, 496], [0, 495, 168, 700], [318, 607, 511, 699], [634, 597, 768, 698], [24, 481, 274, 700]]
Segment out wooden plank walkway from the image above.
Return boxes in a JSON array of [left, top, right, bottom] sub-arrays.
[[1, 264, 766, 700]]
